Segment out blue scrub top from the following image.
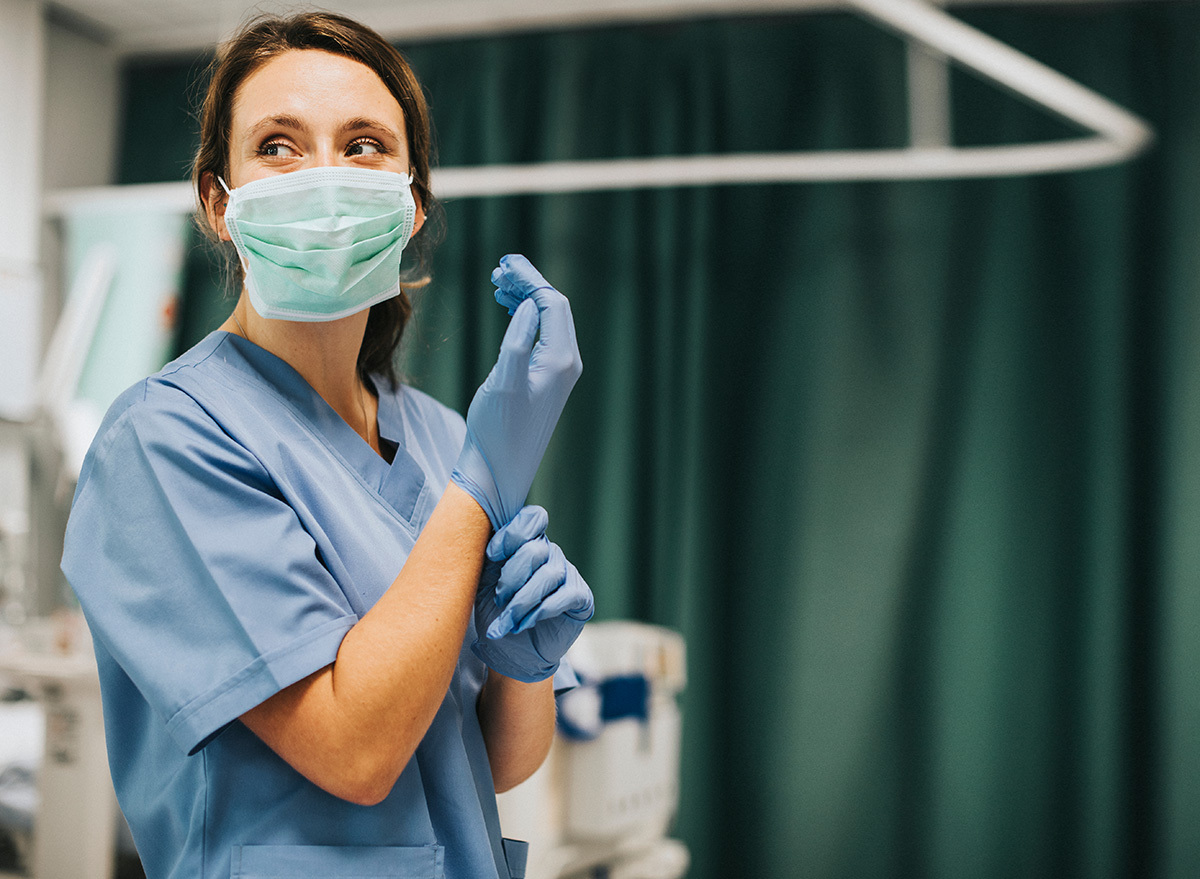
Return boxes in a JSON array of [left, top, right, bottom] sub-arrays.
[[62, 331, 523, 879]]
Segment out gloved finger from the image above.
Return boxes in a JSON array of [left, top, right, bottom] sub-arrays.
[[488, 298, 538, 387], [495, 536, 553, 605], [492, 255, 554, 315], [528, 286, 581, 377], [508, 587, 588, 633], [494, 254, 555, 294], [494, 288, 522, 316], [512, 556, 592, 632], [488, 583, 561, 639], [492, 277, 524, 316], [560, 561, 595, 622], [488, 547, 568, 639], [487, 505, 549, 562]]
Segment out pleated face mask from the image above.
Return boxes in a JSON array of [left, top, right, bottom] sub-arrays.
[[220, 166, 418, 322]]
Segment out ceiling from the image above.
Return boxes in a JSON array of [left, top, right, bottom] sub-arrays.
[[47, 0, 1136, 56]]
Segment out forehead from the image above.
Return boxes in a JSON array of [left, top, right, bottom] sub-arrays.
[[232, 49, 404, 132]]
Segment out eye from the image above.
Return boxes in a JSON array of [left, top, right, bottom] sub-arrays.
[[346, 137, 387, 157], [257, 139, 297, 158]]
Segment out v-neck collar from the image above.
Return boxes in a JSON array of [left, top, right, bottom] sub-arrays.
[[207, 331, 428, 524]]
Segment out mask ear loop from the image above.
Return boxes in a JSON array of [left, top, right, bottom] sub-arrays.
[[215, 176, 252, 284]]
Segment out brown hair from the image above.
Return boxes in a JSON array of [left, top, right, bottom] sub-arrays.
[[192, 11, 439, 386]]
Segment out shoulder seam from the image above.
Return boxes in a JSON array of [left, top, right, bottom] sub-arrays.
[[157, 332, 229, 379]]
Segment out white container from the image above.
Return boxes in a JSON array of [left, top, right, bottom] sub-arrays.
[[556, 622, 685, 843]]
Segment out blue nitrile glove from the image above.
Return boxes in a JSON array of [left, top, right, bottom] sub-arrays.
[[451, 255, 582, 528], [473, 505, 594, 683], [492, 254, 553, 315]]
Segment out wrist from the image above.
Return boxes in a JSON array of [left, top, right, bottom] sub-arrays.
[[483, 668, 555, 694], [442, 481, 494, 532], [450, 441, 504, 529]]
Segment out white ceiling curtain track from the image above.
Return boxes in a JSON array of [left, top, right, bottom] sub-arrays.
[[44, 0, 1154, 213], [430, 0, 1154, 195]]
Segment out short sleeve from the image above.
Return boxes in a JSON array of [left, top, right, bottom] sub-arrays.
[[552, 659, 580, 694], [62, 384, 358, 754]]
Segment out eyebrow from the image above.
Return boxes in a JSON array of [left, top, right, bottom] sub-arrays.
[[339, 117, 402, 139], [244, 114, 309, 140], [243, 115, 401, 141]]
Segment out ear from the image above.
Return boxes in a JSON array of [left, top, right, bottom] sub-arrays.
[[201, 172, 232, 242], [409, 184, 426, 237]]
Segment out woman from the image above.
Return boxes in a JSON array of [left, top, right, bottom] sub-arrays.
[[61, 12, 591, 879]]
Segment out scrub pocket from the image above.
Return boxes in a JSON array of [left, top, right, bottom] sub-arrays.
[[231, 844, 444, 878]]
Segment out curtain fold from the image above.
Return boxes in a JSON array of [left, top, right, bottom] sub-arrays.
[[123, 4, 1200, 877]]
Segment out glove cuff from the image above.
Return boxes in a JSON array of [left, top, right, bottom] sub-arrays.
[[471, 640, 558, 684], [451, 441, 504, 529]]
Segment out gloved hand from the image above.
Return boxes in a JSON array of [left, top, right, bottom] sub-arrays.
[[473, 505, 594, 683], [451, 255, 582, 529], [492, 255, 550, 315]]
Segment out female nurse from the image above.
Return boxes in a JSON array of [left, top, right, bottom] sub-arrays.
[[61, 12, 591, 879]]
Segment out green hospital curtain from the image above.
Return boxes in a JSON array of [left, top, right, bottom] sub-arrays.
[[118, 4, 1200, 878]]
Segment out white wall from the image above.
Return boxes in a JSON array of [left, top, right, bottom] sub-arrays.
[[0, 0, 46, 622], [39, 11, 121, 362], [0, 0, 45, 423], [0, 5, 119, 420], [43, 13, 120, 192]]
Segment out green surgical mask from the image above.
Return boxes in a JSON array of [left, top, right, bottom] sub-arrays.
[[220, 166, 418, 322]]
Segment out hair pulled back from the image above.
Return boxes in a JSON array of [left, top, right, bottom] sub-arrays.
[[192, 11, 438, 386]]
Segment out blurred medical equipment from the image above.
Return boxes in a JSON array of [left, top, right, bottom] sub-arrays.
[[0, 695, 41, 873], [498, 622, 689, 879], [0, 615, 118, 879], [0, 198, 187, 879], [14, 203, 187, 620]]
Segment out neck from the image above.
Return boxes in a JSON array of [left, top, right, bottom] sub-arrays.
[[223, 296, 377, 447]]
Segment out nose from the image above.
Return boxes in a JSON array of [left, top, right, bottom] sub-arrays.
[[310, 142, 344, 168]]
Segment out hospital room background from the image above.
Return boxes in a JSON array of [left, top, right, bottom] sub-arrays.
[[1, 0, 1199, 877]]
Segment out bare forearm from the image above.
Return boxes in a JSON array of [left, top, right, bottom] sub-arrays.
[[477, 671, 556, 793], [242, 483, 491, 804]]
